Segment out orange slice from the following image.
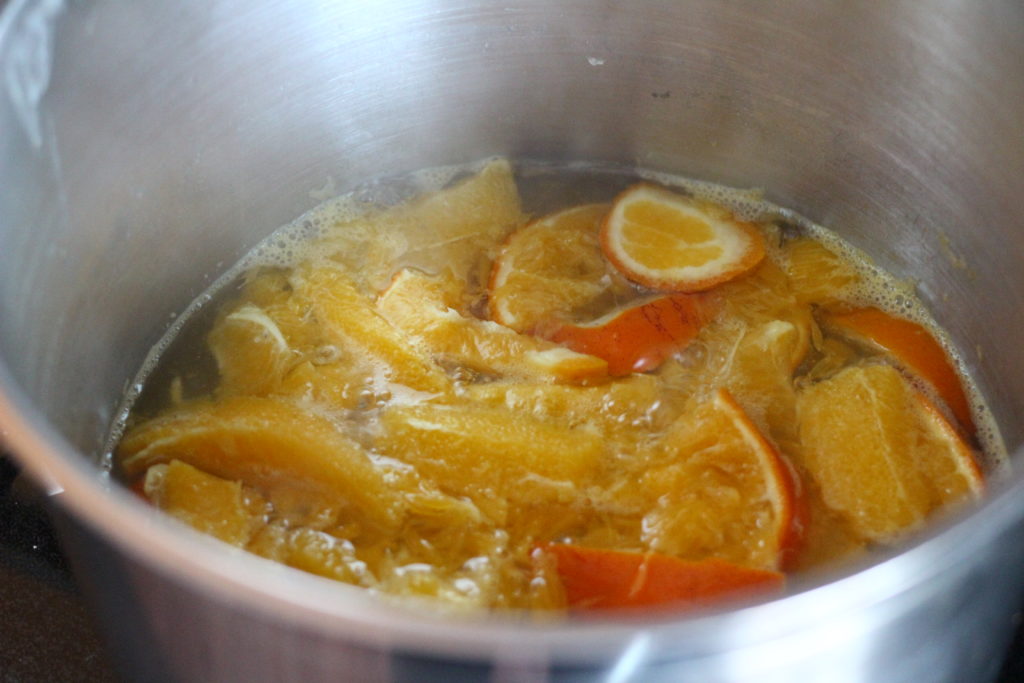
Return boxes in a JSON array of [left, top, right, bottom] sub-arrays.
[[542, 545, 784, 611], [822, 307, 974, 434], [544, 293, 716, 376], [796, 363, 983, 543], [487, 203, 622, 332], [600, 184, 766, 292], [118, 396, 404, 529], [638, 388, 803, 570]]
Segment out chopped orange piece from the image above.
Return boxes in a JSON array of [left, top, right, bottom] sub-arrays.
[[315, 157, 525, 292], [377, 268, 608, 384], [118, 396, 404, 529], [913, 390, 985, 499], [542, 544, 784, 610], [797, 363, 983, 542], [462, 373, 663, 434], [638, 388, 803, 570], [292, 262, 452, 396], [545, 294, 716, 376], [600, 184, 766, 292], [488, 203, 624, 332], [208, 303, 294, 396], [823, 307, 974, 434], [143, 460, 261, 546], [375, 403, 603, 504], [783, 237, 861, 305]]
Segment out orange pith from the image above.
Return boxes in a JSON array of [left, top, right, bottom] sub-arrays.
[[823, 307, 975, 434], [600, 184, 766, 292]]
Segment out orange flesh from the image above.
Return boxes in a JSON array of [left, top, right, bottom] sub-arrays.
[[620, 201, 722, 268], [115, 169, 988, 613], [823, 307, 975, 434]]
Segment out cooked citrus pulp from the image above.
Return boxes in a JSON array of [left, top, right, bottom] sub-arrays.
[[112, 159, 998, 613]]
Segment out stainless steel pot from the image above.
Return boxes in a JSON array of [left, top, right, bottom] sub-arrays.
[[3, 1, 1024, 680]]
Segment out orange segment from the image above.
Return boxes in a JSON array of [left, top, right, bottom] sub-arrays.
[[545, 293, 716, 376], [542, 545, 784, 610], [822, 307, 974, 434], [144, 460, 263, 546], [638, 388, 802, 570], [377, 268, 608, 384], [600, 184, 766, 292], [315, 157, 525, 293], [783, 237, 861, 305], [488, 203, 627, 332], [796, 363, 983, 543], [118, 396, 404, 529], [292, 262, 452, 396], [208, 303, 294, 396], [375, 403, 604, 505], [462, 373, 664, 436]]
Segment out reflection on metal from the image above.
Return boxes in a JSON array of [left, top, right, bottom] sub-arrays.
[[1, 0, 63, 148]]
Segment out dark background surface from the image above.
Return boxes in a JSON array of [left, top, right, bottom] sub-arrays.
[[2, 452, 1024, 682]]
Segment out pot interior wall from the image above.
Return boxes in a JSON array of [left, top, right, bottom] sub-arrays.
[[2, 0, 1023, 507]]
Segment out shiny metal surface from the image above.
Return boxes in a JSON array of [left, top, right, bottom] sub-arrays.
[[2, 0, 1024, 680]]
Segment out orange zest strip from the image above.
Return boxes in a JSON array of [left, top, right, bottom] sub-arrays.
[[542, 544, 784, 610], [823, 307, 975, 434], [544, 294, 717, 376]]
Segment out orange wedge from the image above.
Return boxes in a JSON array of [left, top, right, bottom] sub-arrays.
[[822, 307, 974, 434], [796, 363, 983, 543], [542, 545, 784, 611], [600, 184, 766, 292], [488, 203, 624, 333], [545, 293, 716, 376], [638, 388, 803, 570]]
